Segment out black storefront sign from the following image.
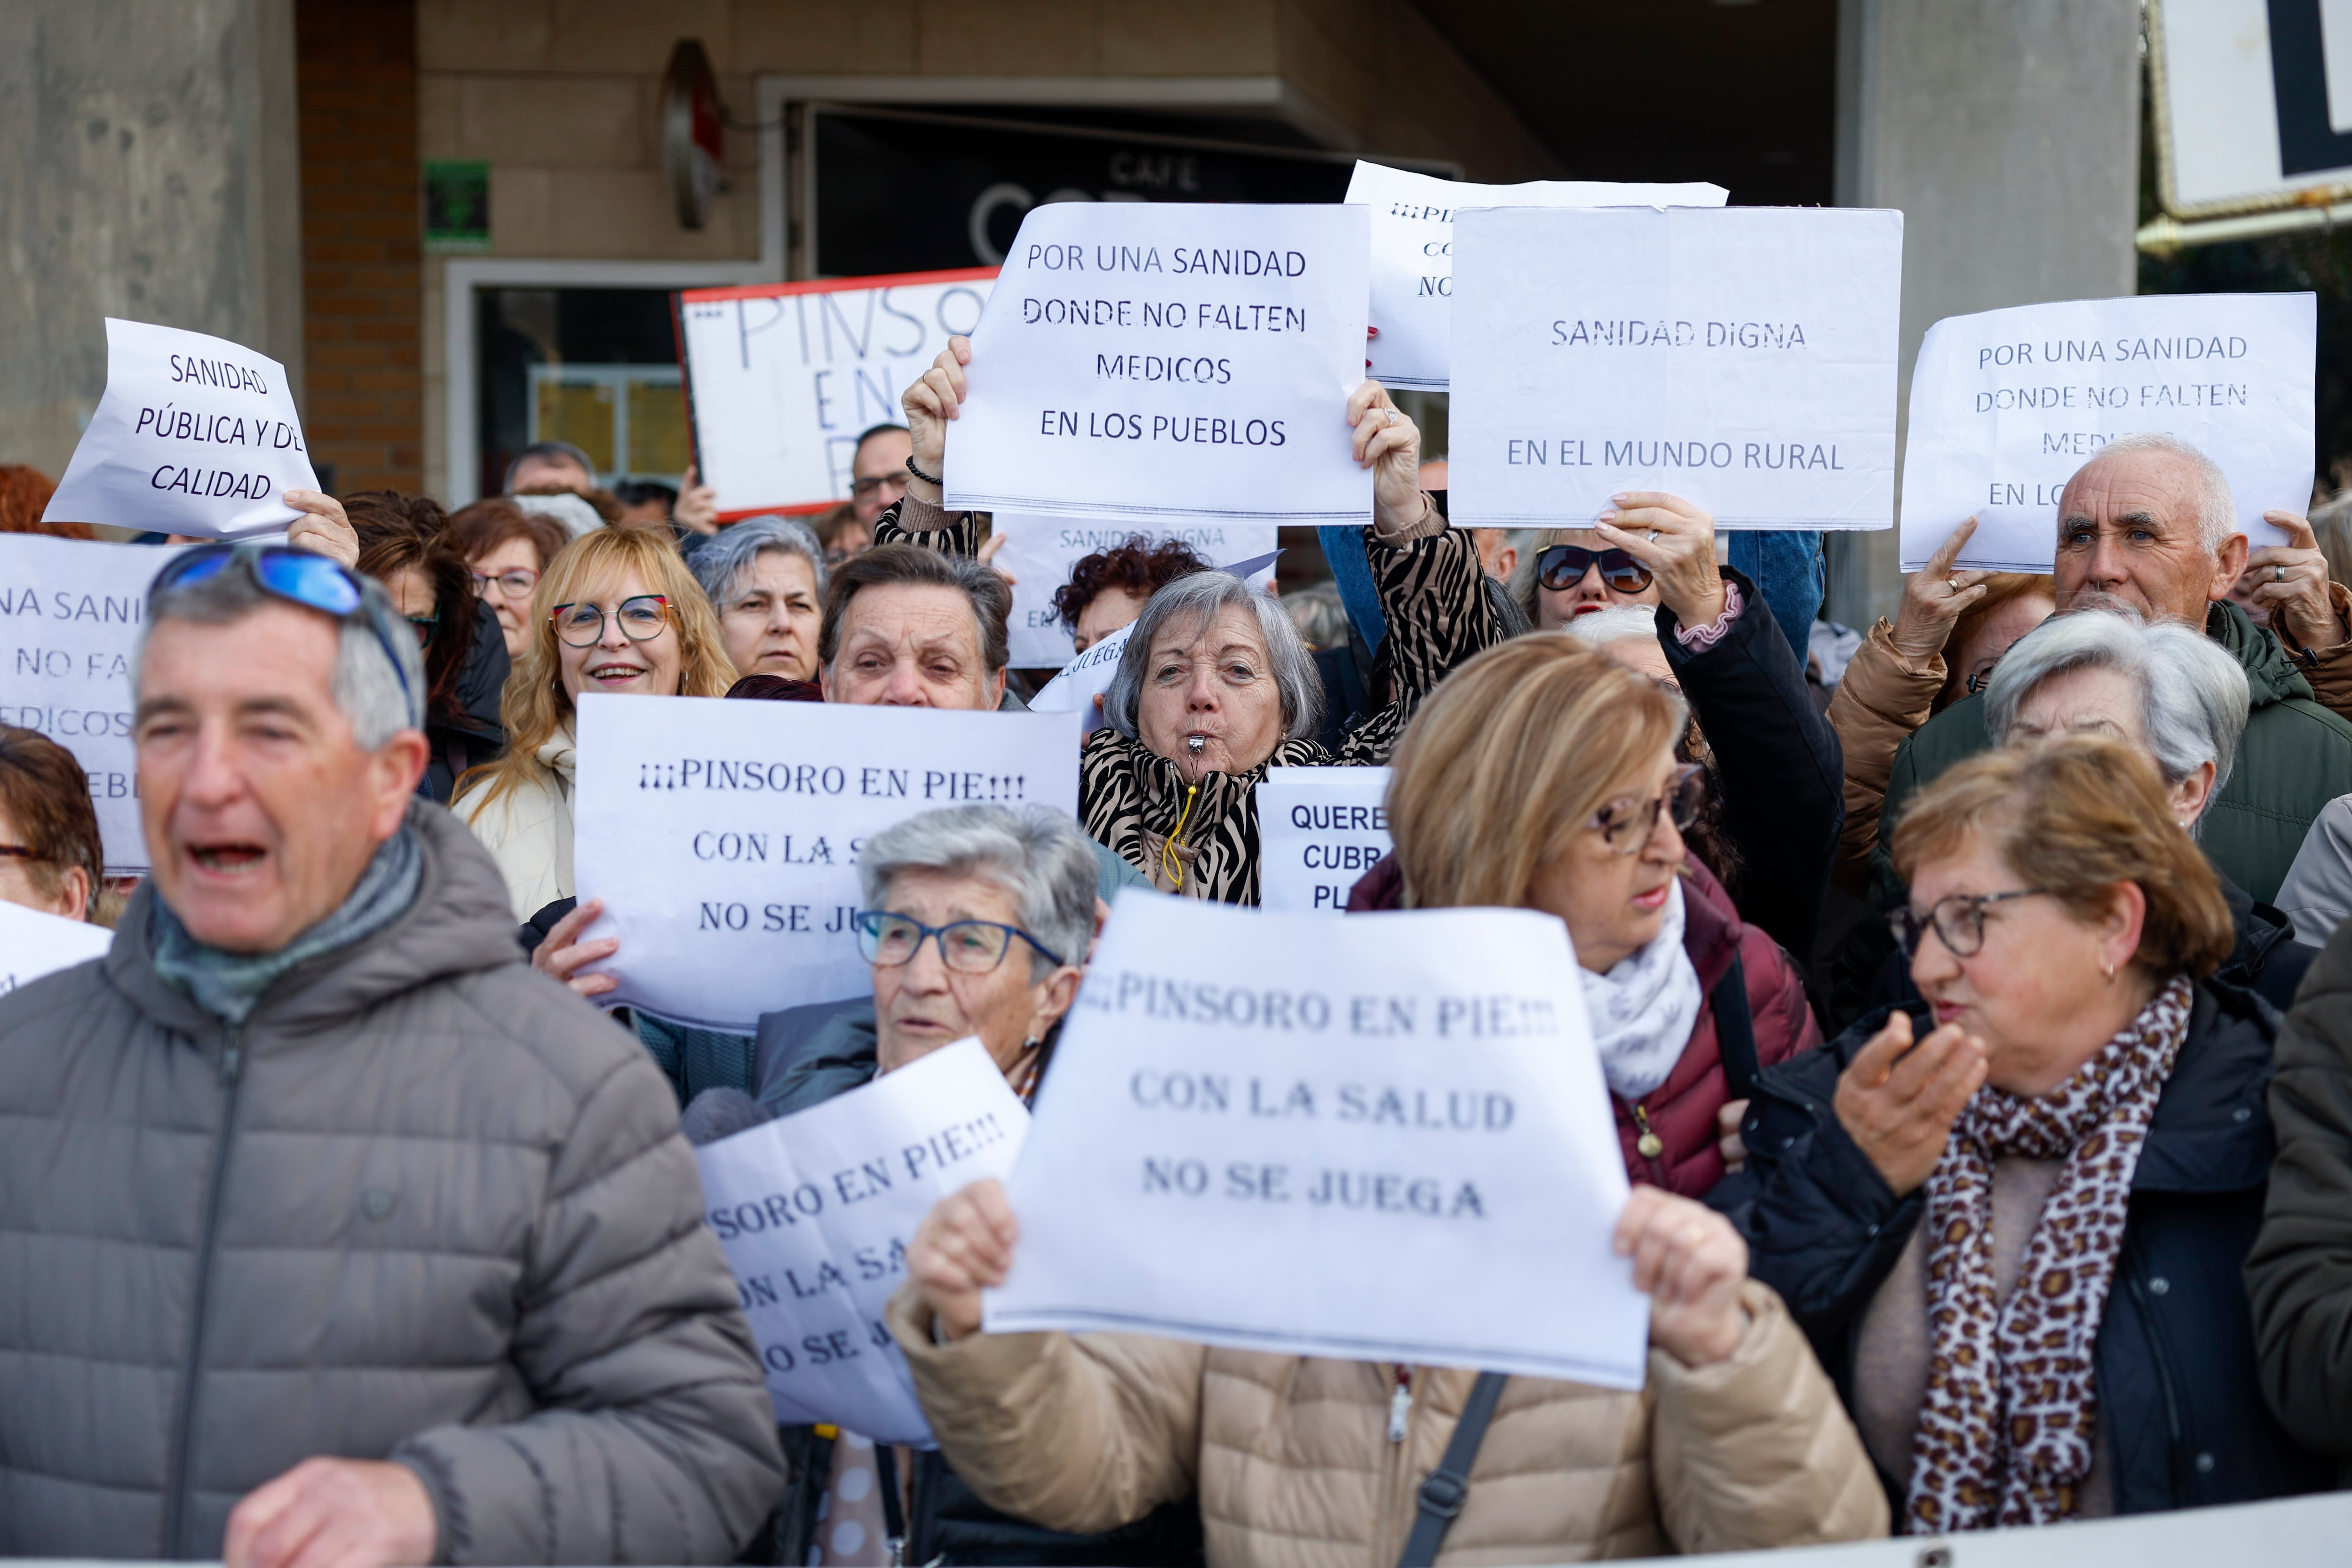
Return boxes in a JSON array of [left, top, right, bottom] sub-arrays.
[[809, 104, 1447, 277]]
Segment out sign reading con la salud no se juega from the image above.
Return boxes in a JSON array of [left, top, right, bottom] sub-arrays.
[[998, 517, 1279, 669], [1343, 160, 1728, 392], [1446, 206, 1903, 532], [570, 695, 1081, 1034], [1254, 767, 1392, 912], [0, 533, 189, 874], [0, 897, 116, 995], [986, 896, 1650, 1386], [44, 318, 317, 539], [943, 202, 1374, 526], [675, 270, 996, 521], [1899, 293, 2316, 572], [694, 1036, 1028, 1444]]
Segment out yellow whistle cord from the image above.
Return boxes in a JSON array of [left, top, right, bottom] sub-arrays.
[[1160, 782, 1202, 891]]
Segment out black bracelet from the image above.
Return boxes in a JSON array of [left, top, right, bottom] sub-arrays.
[[905, 454, 943, 486]]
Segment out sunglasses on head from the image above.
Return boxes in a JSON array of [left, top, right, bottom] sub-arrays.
[[151, 542, 418, 720], [1537, 544, 1653, 595]]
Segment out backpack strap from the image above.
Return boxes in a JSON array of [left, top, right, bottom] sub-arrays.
[[1396, 1371, 1509, 1568], [1711, 951, 1760, 1102]]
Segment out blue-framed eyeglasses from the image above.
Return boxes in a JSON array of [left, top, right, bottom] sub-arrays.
[[853, 910, 1064, 973]]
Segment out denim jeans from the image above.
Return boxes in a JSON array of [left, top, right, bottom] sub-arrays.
[[1724, 530, 1824, 664]]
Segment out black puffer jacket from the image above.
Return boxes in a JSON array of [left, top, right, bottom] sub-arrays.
[[1708, 981, 2333, 1518], [759, 1041, 1202, 1568], [1658, 566, 1842, 963]]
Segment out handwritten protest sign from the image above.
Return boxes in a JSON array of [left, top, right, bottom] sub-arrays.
[[676, 270, 995, 521], [1344, 161, 1727, 391], [0, 898, 115, 995], [999, 517, 1279, 668], [987, 897, 1648, 1385], [1447, 206, 1903, 531], [572, 695, 1081, 1032], [1255, 767, 1393, 912], [0, 533, 183, 872], [1899, 293, 2316, 571], [943, 203, 1373, 526], [44, 319, 316, 538], [694, 1037, 1028, 1443]]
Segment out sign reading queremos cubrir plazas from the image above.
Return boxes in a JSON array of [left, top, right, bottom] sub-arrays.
[[1344, 160, 1728, 391], [1255, 767, 1393, 912], [1899, 292, 2316, 571], [944, 202, 1373, 525], [44, 318, 318, 538], [1446, 206, 1903, 530]]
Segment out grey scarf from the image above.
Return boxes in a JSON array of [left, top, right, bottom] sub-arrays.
[[151, 827, 424, 1025]]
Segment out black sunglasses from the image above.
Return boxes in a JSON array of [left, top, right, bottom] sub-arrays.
[[1537, 544, 1653, 595]]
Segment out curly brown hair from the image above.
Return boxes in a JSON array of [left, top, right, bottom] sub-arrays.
[[343, 491, 479, 728], [1049, 535, 1214, 631], [0, 466, 92, 540]]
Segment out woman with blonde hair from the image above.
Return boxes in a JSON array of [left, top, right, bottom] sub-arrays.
[[1355, 632, 1820, 1197], [456, 525, 734, 919]]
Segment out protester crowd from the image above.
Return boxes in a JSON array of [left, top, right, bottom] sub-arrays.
[[8, 309, 2352, 1568]]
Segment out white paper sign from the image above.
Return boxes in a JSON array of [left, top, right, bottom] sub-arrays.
[[1255, 767, 1393, 912], [44, 318, 316, 538], [1027, 619, 1131, 737], [572, 695, 1081, 1032], [1000, 517, 1279, 668], [0, 898, 116, 995], [0, 533, 187, 873], [944, 202, 1374, 525], [677, 270, 996, 521], [987, 896, 1648, 1386], [1899, 293, 2316, 571], [1345, 161, 1728, 391], [695, 1037, 1029, 1443], [1447, 206, 1904, 532]]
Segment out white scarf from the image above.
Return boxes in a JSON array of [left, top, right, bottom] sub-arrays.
[[1580, 877, 1705, 1101]]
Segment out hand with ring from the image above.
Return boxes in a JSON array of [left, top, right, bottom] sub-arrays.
[[1345, 380, 1423, 536], [1889, 517, 1993, 663], [2239, 511, 2346, 648]]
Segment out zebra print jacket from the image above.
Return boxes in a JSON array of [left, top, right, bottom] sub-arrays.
[[873, 492, 1505, 904]]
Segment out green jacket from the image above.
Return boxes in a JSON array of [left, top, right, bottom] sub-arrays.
[[1875, 601, 2352, 906]]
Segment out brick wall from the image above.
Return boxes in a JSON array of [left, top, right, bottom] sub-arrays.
[[297, 0, 422, 495]]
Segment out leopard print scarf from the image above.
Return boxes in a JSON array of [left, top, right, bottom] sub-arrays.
[[1904, 974, 2192, 1533]]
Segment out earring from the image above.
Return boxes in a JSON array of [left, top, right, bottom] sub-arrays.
[[2101, 962, 2115, 981], [1023, 1036, 1041, 1051]]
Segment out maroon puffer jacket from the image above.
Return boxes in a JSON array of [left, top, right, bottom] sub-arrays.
[[1346, 854, 1818, 1198]]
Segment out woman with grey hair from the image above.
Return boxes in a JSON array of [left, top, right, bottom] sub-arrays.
[[1983, 610, 2249, 829], [1980, 608, 2313, 1008], [690, 515, 828, 681], [1080, 571, 1361, 902], [694, 802, 1205, 1568]]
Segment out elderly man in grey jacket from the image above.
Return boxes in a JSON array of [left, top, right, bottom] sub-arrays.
[[0, 543, 784, 1565]]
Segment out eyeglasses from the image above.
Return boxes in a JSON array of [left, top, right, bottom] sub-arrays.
[[1538, 544, 1653, 595], [151, 543, 416, 721], [853, 911, 1064, 973], [551, 594, 673, 648], [1889, 889, 2052, 958], [850, 470, 910, 500], [471, 566, 540, 599], [405, 613, 439, 647], [1592, 762, 1706, 854]]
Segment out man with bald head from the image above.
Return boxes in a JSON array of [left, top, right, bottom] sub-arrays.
[[1876, 432, 2352, 905]]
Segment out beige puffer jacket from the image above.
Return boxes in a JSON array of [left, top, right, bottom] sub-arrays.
[[887, 1280, 1887, 1567], [1825, 620, 1947, 897]]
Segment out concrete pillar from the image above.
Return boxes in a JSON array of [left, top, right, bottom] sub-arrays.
[[1828, 0, 2140, 629], [0, 0, 304, 481]]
